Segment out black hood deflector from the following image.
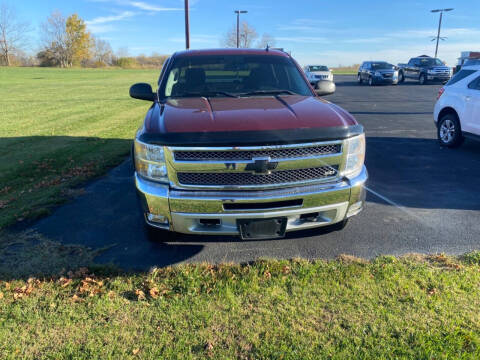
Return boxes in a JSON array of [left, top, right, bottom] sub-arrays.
[[138, 125, 364, 147]]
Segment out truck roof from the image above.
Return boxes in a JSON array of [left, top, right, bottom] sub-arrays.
[[173, 48, 290, 58]]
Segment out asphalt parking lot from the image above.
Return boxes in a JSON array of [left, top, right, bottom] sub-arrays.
[[32, 75, 480, 270]]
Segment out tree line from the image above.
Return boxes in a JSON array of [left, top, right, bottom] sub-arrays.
[[1, 2, 276, 68], [0, 4, 169, 68]]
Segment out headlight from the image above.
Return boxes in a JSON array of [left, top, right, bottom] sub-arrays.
[[343, 134, 365, 178], [134, 139, 168, 182], [375, 71, 381, 76], [427, 69, 435, 74]]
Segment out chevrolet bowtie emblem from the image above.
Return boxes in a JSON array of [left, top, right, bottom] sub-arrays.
[[245, 158, 278, 175]]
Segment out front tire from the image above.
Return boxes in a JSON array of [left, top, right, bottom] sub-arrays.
[[144, 223, 177, 242], [357, 74, 363, 84], [368, 76, 374, 86], [437, 114, 464, 148], [398, 71, 405, 83], [330, 218, 349, 231], [419, 73, 427, 85]]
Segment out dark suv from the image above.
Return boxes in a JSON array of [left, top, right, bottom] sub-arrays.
[[398, 56, 452, 84], [358, 61, 398, 86]]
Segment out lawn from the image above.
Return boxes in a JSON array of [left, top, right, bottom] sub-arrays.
[[0, 67, 158, 229], [1, 253, 480, 359]]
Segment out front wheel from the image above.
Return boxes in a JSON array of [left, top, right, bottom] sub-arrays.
[[419, 74, 427, 85], [368, 76, 374, 86], [398, 71, 405, 83], [144, 223, 177, 242], [357, 74, 363, 84], [330, 218, 349, 231], [437, 114, 464, 148]]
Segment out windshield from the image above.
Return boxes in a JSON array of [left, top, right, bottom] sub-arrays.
[[419, 58, 444, 67], [309, 65, 329, 72], [162, 55, 312, 98], [371, 62, 393, 70]]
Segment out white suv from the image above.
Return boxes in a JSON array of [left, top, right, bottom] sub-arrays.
[[303, 65, 334, 84], [434, 65, 480, 147]]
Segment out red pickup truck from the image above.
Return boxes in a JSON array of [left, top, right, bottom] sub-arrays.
[[130, 48, 367, 239]]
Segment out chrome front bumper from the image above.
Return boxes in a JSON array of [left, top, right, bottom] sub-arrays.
[[136, 166, 367, 235]]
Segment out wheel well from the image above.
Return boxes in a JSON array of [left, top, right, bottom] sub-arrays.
[[437, 107, 460, 127]]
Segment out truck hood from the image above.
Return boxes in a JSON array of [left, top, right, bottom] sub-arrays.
[[146, 95, 356, 134]]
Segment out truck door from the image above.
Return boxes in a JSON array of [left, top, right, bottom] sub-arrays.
[[411, 59, 421, 79], [404, 59, 412, 78], [464, 75, 480, 135]]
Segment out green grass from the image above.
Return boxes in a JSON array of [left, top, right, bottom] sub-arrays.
[[0, 67, 158, 229], [332, 70, 358, 75], [1, 253, 480, 359]]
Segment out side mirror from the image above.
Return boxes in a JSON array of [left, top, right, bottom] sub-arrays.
[[314, 80, 336, 96], [130, 83, 156, 101]]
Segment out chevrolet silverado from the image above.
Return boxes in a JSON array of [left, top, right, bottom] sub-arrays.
[[130, 49, 367, 239]]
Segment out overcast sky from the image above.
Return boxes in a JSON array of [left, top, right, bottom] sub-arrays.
[[15, 0, 480, 66]]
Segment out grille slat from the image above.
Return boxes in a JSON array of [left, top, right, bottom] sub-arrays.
[[177, 166, 338, 187], [174, 144, 341, 161]]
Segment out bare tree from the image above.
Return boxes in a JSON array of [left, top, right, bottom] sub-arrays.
[[257, 33, 276, 48], [0, 2, 30, 66], [93, 37, 113, 65], [223, 21, 258, 48], [41, 11, 68, 67]]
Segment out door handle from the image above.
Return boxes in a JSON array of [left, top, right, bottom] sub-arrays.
[[465, 96, 471, 101]]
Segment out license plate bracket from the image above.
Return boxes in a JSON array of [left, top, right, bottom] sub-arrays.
[[237, 218, 287, 240]]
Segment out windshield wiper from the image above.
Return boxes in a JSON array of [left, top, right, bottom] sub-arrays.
[[178, 91, 238, 98], [239, 90, 296, 97]]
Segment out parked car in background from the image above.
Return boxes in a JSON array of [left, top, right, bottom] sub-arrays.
[[434, 65, 480, 147], [357, 61, 398, 86], [398, 55, 452, 85], [303, 65, 333, 84], [129, 48, 367, 240]]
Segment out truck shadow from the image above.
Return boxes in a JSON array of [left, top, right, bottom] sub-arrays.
[[365, 136, 480, 210]]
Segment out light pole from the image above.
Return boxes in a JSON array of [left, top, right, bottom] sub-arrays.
[[185, 0, 190, 49], [431, 8, 453, 58], [234, 10, 247, 48]]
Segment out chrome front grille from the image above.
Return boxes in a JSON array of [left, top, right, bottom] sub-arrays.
[[177, 166, 338, 187], [166, 141, 345, 190], [174, 144, 341, 161]]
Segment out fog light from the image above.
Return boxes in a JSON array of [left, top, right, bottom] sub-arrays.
[[347, 201, 363, 217], [147, 213, 169, 225]]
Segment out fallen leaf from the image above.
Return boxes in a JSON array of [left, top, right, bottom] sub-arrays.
[[264, 271, 272, 280], [149, 287, 160, 299], [0, 292, 3, 299], [59, 277, 72, 287], [135, 289, 146, 301], [132, 348, 140, 355]]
